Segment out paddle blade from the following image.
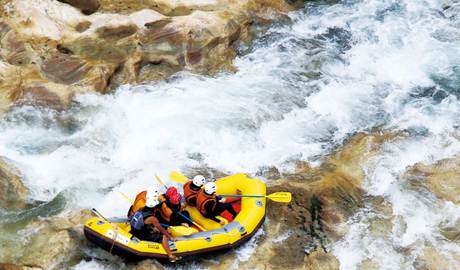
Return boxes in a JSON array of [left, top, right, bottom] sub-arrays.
[[169, 171, 189, 184], [267, 192, 292, 203]]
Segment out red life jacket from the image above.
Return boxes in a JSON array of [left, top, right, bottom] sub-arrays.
[[183, 181, 200, 206], [196, 190, 216, 216]]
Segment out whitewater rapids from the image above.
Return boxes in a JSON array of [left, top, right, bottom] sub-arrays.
[[1, 0, 460, 269]]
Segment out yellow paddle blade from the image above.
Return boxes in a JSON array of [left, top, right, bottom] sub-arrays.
[[169, 226, 198, 237], [169, 171, 189, 184], [266, 192, 292, 203]]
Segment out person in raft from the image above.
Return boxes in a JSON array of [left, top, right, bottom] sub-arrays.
[[127, 186, 162, 218], [129, 189, 180, 262], [197, 182, 237, 225], [183, 175, 206, 206], [158, 186, 193, 227]]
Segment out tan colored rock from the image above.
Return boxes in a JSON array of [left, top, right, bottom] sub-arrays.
[[414, 246, 460, 270], [0, 61, 22, 112], [40, 52, 118, 92], [0, 20, 30, 65], [98, 0, 223, 16], [0, 156, 28, 209], [304, 249, 340, 270], [16, 210, 94, 269], [358, 259, 379, 270], [440, 218, 460, 242], [407, 155, 460, 204], [0, 0, 304, 109]]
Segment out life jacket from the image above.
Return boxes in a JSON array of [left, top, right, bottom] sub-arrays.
[[130, 207, 155, 231], [183, 181, 201, 206], [128, 191, 147, 218], [196, 190, 216, 216]]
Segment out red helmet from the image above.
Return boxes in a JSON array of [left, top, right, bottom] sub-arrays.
[[166, 186, 178, 198], [169, 192, 182, 205]]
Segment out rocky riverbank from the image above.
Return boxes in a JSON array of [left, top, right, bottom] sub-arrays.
[[0, 0, 302, 113]]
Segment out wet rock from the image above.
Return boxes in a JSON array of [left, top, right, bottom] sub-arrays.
[[304, 248, 340, 270], [0, 0, 304, 111], [414, 246, 460, 270], [0, 264, 41, 270], [0, 20, 30, 65], [16, 84, 68, 110], [40, 52, 117, 92], [130, 260, 163, 270], [440, 218, 460, 242], [254, 132, 401, 268], [358, 259, 379, 270], [57, 0, 101, 15], [0, 156, 28, 209], [406, 155, 460, 204], [14, 210, 94, 269], [0, 61, 22, 112]]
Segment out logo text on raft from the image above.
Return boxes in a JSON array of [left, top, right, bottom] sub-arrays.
[[148, 244, 160, 249]]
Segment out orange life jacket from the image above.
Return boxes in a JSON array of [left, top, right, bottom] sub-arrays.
[[183, 181, 200, 206], [128, 192, 166, 218], [196, 190, 216, 216], [160, 201, 174, 222], [128, 191, 147, 217]]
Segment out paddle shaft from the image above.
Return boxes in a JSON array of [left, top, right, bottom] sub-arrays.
[[220, 194, 264, 198]]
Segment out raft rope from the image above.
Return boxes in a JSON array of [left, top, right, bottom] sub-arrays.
[[109, 224, 119, 254]]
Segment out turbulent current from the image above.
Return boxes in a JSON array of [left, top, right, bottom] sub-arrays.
[[1, 0, 460, 269]]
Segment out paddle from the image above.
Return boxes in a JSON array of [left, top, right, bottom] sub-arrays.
[[169, 171, 189, 184], [117, 192, 196, 236], [92, 208, 119, 252], [92, 208, 111, 222], [154, 175, 206, 231], [220, 192, 292, 203]]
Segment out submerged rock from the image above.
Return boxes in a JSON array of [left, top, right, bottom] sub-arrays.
[[414, 245, 460, 270], [0, 156, 28, 209], [406, 155, 460, 204]]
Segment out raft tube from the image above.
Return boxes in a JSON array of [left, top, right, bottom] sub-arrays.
[[84, 173, 266, 260]]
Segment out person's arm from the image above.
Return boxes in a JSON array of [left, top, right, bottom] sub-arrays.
[[145, 216, 174, 239]]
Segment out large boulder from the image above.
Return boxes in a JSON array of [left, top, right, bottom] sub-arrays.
[[0, 156, 28, 209]]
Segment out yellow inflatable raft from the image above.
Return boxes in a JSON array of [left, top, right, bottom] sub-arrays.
[[84, 173, 266, 260]]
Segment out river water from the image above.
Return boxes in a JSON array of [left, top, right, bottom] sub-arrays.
[[1, 0, 459, 269]]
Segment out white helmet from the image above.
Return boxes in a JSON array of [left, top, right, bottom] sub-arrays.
[[193, 175, 205, 187], [145, 186, 160, 207], [204, 182, 216, 195]]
